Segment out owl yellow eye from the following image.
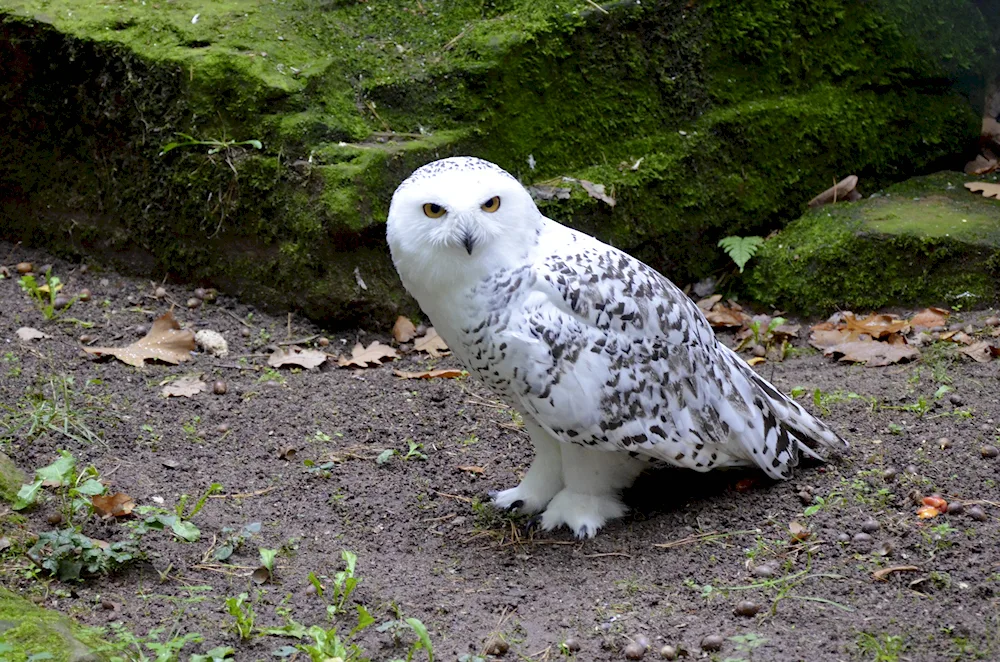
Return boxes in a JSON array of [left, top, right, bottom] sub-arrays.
[[422, 203, 446, 218], [481, 196, 501, 213]]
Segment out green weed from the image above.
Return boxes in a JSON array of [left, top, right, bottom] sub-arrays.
[[225, 592, 257, 640], [856, 632, 906, 662]]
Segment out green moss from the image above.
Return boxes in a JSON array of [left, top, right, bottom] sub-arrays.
[[0, 453, 26, 504], [0, 587, 109, 661], [745, 172, 1000, 312]]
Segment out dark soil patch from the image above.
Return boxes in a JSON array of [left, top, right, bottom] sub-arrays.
[[1, 240, 999, 662]]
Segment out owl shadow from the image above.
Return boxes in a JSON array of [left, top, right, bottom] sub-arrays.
[[623, 464, 778, 519]]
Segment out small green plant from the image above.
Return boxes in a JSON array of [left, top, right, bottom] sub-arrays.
[[258, 367, 285, 384], [225, 592, 256, 640], [3, 375, 102, 445], [330, 550, 360, 616], [131, 483, 221, 542], [189, 646, 236, 662], [718, 235, 764, 273], [101, 623, 205, 662], [725, 632, 769, 661], [13, 450, 105, 519], [18, 268, 75, 320], [377, 614, 435, 662], [856, 632, 906, 662], [159, 133, 262, 156], [26, 528, 140, 581], [213, 522, 261, 561], [259, 547, 278, 579], [404, 439, 428, 461]]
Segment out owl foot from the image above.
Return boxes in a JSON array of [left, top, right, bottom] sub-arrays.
[[540, 489, 628, 539], [491, 481, 561, 515]]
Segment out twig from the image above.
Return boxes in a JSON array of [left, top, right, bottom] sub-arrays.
[[212, 362, 260, 370], [583, 551, 633, 559], [286, 312, 292, 339], [872, 565, 921, 582], [583, 0, 609, 14], [208, 486, 277, 499], [653, 528, 759, 549], [442, 27, 469, 51], [433, 490, 474, 503], [223, 308, 253, 329], [278, 335, 318, 346]]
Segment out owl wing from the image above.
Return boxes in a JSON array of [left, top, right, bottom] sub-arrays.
[[464, 236, 845, 479]]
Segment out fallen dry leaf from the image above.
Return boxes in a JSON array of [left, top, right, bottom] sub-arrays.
[[337, 341, 399, 368], [824, 340, 919, 367], [697, 296, 748, 328], [965, 153, 998, 175], [393, 369, 464, 379], [844, 312, 909, 339], [808, 175, 859, 207], [457, 465, 485, 475], [91, 493, 136, 519], [83, 311, 195, 367], [392, 316, 417, 343], [269, 346, 328, 370], [16, 327, 51, 342], [788, 520, 811, 541], [413, 328, 450, 358], [746, 356, 765, 366], [808, 328, 853, 350], [578, 179, 616, 207], [161, 376, 208, 398], [965, 181, 1000, 199], [908, 307, 949, 330], [872, 565, 921, 582], [959, 341, 999, 363]]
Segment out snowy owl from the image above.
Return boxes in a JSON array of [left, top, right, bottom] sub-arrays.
[[386, 157, 846, 538]]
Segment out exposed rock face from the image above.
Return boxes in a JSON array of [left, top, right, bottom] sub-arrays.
[[0, 1, 993, 324]]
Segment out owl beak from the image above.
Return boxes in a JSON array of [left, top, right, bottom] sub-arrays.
[[461, 230, 475, 255]]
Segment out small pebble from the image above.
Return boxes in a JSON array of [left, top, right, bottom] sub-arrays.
[[947, 502, 965, 515], [876, 540, 894, 557], [967, 505, 987, 522], [16, 262, 33, 274], [79, 334, 95, 344], [216, 423, 230, 434], [563, 638, 581, 653], [100, 600, 114, 610], [634, 636, 651, 651], [53, 294, 70, 309], [836, 532, 850, 543], [624, 642, 646, 660], [304, 583, 316, 596], [751, 564, 775, 578], [241, 327, 251, 338], [981, 446, 999, 459], [938, 437, 952, 449], [134, 325, 148, 336], [318, 336, 330, 347], [796, 490, 814, 505], [46, 513, 63, 525], [882, 467, 898, 481], [948, 394, 964, 406], [861, 519, 879, 533], [186, 297, 201, 309], [853, 532, 872, 545], [79, 264, 88, 274], [154, 286, 167, 298], [752, 344, 766, 358], [905, 464, 919, 475], [77, 288, 91, 302], [659, 645, 677, 660], [193, 287, 208, 300], [701, 635, 724, 652], [483, 636, 509, 656], [734, 600, 761, 616], [212, 380, 228, 395]]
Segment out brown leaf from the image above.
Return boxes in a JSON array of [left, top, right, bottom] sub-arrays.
[[788, 520, 811, 541], [948, 331, 975, 345], [844, 312, 909, 339], [808, 328, 854, 350], [908, 307, 949, 330], [696, 294, 722, 311], [746, 356, 765, 366], [269, 346, 328, 370], [959, 341, 998, 363], [161, 376, 207, 398], [807, 175, 858, 207], [83, 311, 195, 367], [91, 493, 136, 519], [703, 303, 747, 328], [872, 565, 921, 582], [393, 369, 464, 379], [824, 340, 919, 367], [965, 181, 1000, 198], [413, 328, 450, 358], [578, 179, 616, 207], [457, 465, 485, 474], [337, 341, 399, 368], [16, 327, 51, 341], [392, 316, 417, 343], [965, 154, 998, 175]]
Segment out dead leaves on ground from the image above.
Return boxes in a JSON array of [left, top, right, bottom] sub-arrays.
[[92, 492, 136, 519], [337, 341, 399, 368], [394, 368, 464, 380], [964, 181, 1000, 199], [413, 327, 449, 357], [270, 346, 328, 370], [84, 311, 195, 367], [809, 309, 999, 367], [161, 376, 208, 398]]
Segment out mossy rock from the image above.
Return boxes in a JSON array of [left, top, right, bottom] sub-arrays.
[[0, 453, 27, 504], [0, 0, 994, 324], [745, 171, 1000, 313], [0, 587, 110, 661]]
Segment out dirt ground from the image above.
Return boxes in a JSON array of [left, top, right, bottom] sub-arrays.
[[1, 239, 999, 662]]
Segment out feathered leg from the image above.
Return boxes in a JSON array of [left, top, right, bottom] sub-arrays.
[[541, 444, 647, 538], [492, 419, 564, 514]]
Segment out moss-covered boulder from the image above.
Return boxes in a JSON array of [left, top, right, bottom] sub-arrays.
[[0, 453, 26, 504], [745, 171, 1000, 312], [0, 587, 109, 661], [0, 0, 994, 324]]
